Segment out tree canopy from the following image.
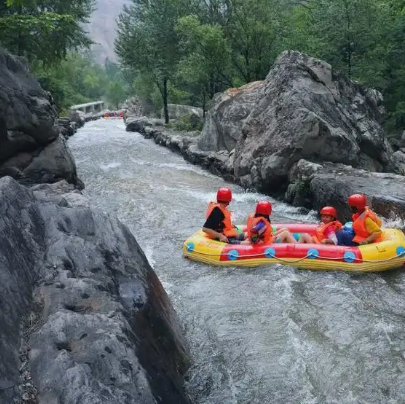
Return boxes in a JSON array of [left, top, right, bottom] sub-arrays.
[[0, 0, 94, 65], [116, 0, 405, 136]]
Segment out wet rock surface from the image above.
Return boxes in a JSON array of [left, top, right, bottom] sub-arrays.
[[0, 177, 190, 404], [233, 51, 398, 190], [129, 50, 405, 220], [287, 159, 405, 221], [198, 81, 263, 152], [0, 49, 80, 187]]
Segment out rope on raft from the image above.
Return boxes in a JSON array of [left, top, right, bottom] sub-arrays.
[[184, 245, 405, 264]]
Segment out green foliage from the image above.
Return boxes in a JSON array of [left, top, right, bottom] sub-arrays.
[[285, 0, 405, 136], [107, 82, 127, 109], [170, 114, 203, 132], [116, 0, 189, 123], [0, 0, 94, 65], [176, 15, 231, 99], [34, 53, 110, 112], [116, 0, 405, 135]]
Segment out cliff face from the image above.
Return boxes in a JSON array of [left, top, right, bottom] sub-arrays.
[[88, 0, 130, 64]]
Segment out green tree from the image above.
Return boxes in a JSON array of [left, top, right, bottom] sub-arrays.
[[0, 0, 94, 65], [222, 0, 285, 82], [107, 82, 126, 109], [176, 15, 231, 113], [286, 0, 405, 136], [34, 52, 109, 113], [115, 0, 187, 123]]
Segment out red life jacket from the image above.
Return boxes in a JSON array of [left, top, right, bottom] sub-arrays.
[[246, 214, 273, 244], [352, 206, 382, 243], [206, 202, 238, 238], [312, 221, 342, 244]]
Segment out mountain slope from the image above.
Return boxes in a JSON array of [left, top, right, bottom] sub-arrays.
[[88, 0, 130, 64]]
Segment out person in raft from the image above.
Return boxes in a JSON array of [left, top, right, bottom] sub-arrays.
[[298, 206, 342, 245], [336, 194, 382, 246], [203, 187, 247, 244], [242, 201, 297, 245]]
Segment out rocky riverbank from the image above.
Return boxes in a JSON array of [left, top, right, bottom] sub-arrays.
[[126, 51, 405, 223], [0, 48, 191, 403], [0, 49, 80, 187], [0, 177, 191, 404]]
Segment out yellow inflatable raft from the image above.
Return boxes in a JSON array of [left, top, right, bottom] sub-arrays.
[[183, 223, 405, 273]]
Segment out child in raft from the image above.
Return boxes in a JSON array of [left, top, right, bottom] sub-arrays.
[[242, 201, 297, 245], [298, 206, 342, 244], [203, 187, 247, 244]]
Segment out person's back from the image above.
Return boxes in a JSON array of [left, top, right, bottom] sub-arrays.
[[244, 201, 296, 245], [337, 194, 382, 246], [203, 188, 246, 244], [247, 212, 272, 244], [352, 205, 382, 244]]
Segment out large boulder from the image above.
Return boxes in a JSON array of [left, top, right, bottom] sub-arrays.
[[69, 110, 85, 128], [287, 159, 405, 222], [163, 104, 203, 121], [122, 97, 145, 117], [232, 51, 398, 191], [0, 177, 190, 404], [0, 49, 80, 187], [0, 135, 80, 187], [198, 81, 263, 152], [0, 49, 58, 145], [126, 116, 164, 132]]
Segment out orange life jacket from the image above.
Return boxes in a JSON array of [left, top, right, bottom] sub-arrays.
[[352, 206, 382, 243], [246, 214, 273, 244], [206, 202, 238, 238], [312, 221, 342, 244]]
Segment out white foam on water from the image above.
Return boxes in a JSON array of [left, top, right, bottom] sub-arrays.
[[99, 162, 122, 170], [143, 244, 156, 268], [382, 214, 405, 230]]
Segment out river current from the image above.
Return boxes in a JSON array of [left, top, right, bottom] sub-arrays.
[[69, 119, 405, 404]]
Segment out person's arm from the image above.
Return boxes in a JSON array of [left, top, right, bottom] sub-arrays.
[[202, 208, 227, 242], [360, 218, 382, 245], [321, 227, 337, 245]]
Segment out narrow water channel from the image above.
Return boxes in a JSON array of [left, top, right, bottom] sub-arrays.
[[69, 119, 405, 404]]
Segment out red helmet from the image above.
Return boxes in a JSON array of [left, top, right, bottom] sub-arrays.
[[320, 206, 337, 218], [255, 201, 272, 216], [217, 187, 232, 202], [347, 194, 366, 209]]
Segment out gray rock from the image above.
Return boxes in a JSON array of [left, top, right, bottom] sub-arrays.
[[122, 97, 144, 117], [57, 118, 75, 139], [0, 49, 59, 146], [69, 110, 85, 128], [163, 104, 204, 120], [1, 136, 79, 187], [30, 181, 89, 208], [393, 150, 405, 175], [198, 81, 263, 152], [126, 116, 153, 133], [0, 131, 37, 163], [400, 131, 405, 149], [0, 49, 80, 187], [287, 159, 405, 221], [232, 51, 398, 190], [0, 177, 190, 404]]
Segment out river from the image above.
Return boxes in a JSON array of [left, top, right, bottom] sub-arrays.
[[69, 119, 405, 404]]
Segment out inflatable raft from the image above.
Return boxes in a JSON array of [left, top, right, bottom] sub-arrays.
[[183, 223, 405, 272]]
